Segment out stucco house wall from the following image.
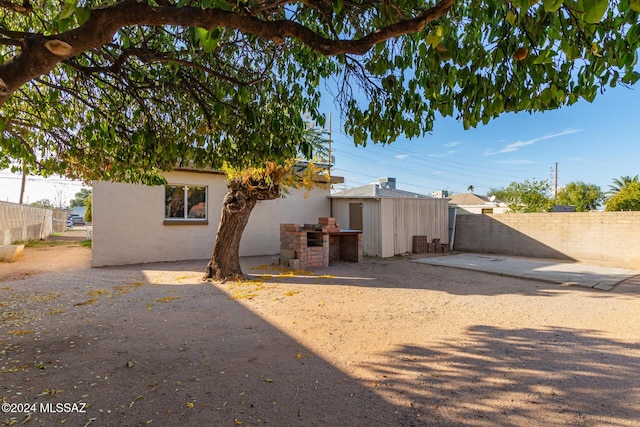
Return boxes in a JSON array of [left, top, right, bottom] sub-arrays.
[[92, 170, 330, 267]]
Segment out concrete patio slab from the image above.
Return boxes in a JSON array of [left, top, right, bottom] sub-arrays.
[[413, 253, 640, 291]]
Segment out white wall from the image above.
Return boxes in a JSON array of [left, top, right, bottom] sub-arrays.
[[92, 171, 330, 267], [384, 198, 450, 256], [330, 198, 382, 257], [331, 197, 449, 258], [453, 204, 509, 215]]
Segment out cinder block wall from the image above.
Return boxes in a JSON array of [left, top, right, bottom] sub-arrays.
[[0, 201, 53, 245], [454, 211, 640, 269]]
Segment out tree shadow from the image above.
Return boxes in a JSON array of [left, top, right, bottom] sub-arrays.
[[360, 325, 640, 425], [0, 262, 430, 426], [243, 256, 640, 298], [244, 257, 586, 297], [3, 259, 637, 426]]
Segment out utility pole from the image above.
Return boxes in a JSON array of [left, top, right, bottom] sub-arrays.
[[19, 164, 26, 204], [327, 112, 332, 167], [554, 162, 558, 200]]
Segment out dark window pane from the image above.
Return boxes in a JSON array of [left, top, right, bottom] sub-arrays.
[[165, 185, 185, 219]]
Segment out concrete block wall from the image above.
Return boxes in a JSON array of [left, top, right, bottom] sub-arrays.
[[0, 201, 53, 245], [454, 211, 640, 269]]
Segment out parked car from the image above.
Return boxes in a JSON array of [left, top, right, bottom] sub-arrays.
[[67, 220, 73, 228], [70, 216, 85, 225]]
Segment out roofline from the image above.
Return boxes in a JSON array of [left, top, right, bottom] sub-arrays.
[[172, 165, 343, 184], [329, 195, 381, 199], [173, 166, 226, 175], [329, 195, 437, 200]]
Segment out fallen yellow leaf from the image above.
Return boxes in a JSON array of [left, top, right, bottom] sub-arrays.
[[155, 296, 181, 303]]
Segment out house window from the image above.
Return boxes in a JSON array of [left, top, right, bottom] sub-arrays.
[[164, 185, 208, 224]]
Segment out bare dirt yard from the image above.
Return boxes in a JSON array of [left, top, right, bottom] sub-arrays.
[[1, 241, 639, 426]]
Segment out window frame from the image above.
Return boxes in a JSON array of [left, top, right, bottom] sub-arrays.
[[163, 184, 209, 225]]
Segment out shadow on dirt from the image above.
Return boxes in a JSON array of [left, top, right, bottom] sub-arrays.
[[362, 325, 640, 425], [0, 264, 429, 426], [2, 257, 638, 426]]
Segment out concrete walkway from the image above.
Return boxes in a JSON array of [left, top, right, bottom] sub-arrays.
[[413, 253, 640, 291]]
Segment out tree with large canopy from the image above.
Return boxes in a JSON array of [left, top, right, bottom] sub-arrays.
[[1, 0, 639, 279], [555, 180, 604, 211], [488, 178, 553, 212]]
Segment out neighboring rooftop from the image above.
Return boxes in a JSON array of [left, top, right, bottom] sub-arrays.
[[448, 193, 497, 205], [331, 177, 431, 199]]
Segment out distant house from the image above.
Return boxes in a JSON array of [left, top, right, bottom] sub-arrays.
[[330, 178, 449, 257], [448, 193, 508, 215], [92, 167, 337, 267]]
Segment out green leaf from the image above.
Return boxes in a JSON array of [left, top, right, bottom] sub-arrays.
[[333, 0, 343, 14], [195, 27, 222, 53], [75, 7, 91, 26], [632, 0, 640, 13], [425, 26, 443, 49], [506, 10, 517, 26], [533, 49, 555, 64], [583, 0, 608, 24], [627, 24, 640, 46], [543, 0, 563, 12], [59, 0, 78, 20]]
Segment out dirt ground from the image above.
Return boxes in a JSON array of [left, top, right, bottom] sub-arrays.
[[1, 242, 639, 426]]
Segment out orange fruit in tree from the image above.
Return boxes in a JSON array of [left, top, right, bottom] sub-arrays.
[[514, 47, 528, 61]]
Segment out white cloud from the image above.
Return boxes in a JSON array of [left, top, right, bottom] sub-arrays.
[[444, 141, 462, 147], [428, 150, 458, 158], [394, 154, 409, 160], [484, 128, 580, 156]]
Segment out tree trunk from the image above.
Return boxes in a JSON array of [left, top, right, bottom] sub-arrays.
[[203, 186, 257, 281]]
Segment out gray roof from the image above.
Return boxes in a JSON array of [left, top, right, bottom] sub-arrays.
[[447, 193, 505, 205], [330, 184, 431, 199], [448, 193, 491, 205]]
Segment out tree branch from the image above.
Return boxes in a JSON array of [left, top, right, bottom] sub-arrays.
[[0, 0, 32, 14], [0, 0, 454, 105], [0, 37, 25, 48]]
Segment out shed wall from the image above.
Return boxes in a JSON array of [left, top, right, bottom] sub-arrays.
[[331, 197, 449, 258], [383, 198, 450, 256], [331, 198, 382, 257]]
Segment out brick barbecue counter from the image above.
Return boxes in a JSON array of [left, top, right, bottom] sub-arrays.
[[280, 217, 363, 270]]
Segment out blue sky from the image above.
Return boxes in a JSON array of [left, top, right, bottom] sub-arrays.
[[1, 80, 638, 204], [323, 82, 640, 196]]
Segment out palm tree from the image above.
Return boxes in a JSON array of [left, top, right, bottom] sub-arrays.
[[607, 175, 639, 198]]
